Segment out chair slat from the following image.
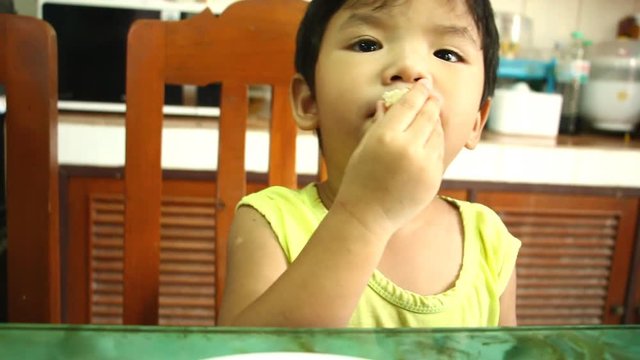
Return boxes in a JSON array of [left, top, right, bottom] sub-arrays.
[[269, 84, 298, 188], [123, 20, 165, 325], [215, 81, 249, 311], [2, 14, 60, 323]]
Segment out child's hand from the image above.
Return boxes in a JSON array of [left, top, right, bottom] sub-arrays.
[[334, 78, 444, 236]]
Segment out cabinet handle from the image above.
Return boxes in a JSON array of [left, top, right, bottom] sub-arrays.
[[610, 305, 625, 316]]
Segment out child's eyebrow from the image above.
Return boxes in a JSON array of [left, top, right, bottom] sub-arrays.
[[432, 24, 479, 48], [338, 12, 387, 31]]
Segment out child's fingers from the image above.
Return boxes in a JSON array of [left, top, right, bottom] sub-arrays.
[[425, 114, 444, 151], [372, 101, 386, 124], [405, 96, 441, 144], [379, 79, 432, 132]]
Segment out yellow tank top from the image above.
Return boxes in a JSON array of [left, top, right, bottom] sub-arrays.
[[237, 183, 521, 327]]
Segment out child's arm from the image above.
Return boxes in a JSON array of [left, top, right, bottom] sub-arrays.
[[218, 79, 443, 327], [498, 270, 518, 326], [217, 202, 395, 327]]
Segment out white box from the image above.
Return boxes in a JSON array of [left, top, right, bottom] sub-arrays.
[[488, 87, 563, 137]]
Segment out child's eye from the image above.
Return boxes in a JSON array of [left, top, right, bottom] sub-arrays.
[[351, 38, 382, 52], [434, 49, 463, 63]]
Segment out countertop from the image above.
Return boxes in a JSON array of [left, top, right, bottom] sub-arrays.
[[1, 324, 639, 359], [57, 112, 640, 188]]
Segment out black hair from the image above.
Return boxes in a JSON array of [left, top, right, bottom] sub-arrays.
[[294, 0, 500, 106]]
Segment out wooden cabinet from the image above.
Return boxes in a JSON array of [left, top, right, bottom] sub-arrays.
[[476, 191, 639, 325], [63, 172, 267, 325], [67, 176, 215, 325], [60, 167, 640, 326]]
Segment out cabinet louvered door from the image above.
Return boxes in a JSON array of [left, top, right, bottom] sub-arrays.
[[65, 176, 266, 325], [90, 194, 217, 326], [475, 192, 638, 325]]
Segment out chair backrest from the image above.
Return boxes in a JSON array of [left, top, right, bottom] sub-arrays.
[[0, 14, 60, 323], [123, 0, 309, 325]]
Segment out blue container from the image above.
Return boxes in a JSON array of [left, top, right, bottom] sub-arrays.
[[497, 58, 556, 93]]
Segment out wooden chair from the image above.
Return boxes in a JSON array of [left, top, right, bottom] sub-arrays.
[[123, 0, 309, 325], [0, 14, 60, 323]]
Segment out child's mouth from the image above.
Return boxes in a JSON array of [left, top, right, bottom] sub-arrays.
[[382, 88, 410, 108], [366, 88, 411, 119]]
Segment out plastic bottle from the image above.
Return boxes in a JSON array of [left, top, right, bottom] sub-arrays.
[[555, 31, 591, 134]]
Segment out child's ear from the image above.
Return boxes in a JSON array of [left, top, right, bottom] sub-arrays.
[[290, 74, 319, 131], [465, 97, 492, 150]]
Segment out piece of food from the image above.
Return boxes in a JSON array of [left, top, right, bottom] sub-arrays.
[[382, 88, 410, 108]]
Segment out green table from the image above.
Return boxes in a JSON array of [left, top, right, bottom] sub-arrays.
[[0, 324, 639, 359]]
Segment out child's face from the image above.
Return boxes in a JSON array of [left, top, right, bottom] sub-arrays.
[[299, 0, 490, 183]]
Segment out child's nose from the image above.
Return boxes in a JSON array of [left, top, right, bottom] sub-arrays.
[[384, 49, 430, 84]]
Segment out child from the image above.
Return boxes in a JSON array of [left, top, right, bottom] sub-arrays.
[[218, 0, 520, 328]]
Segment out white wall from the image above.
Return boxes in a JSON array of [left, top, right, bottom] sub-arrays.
[[492, 0, 640, 50]]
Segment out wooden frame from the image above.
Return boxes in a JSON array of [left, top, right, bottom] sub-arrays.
[[123, 0, 308, 324]]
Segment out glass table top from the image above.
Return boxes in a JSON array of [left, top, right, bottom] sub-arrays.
[[1, 324, 639, 359]]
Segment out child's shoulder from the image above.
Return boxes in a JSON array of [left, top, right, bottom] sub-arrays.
[[237, 183, 325, 214], [440, 196, 507, 231], [241, 184, 302, 201], [235, 184, 326, 261]]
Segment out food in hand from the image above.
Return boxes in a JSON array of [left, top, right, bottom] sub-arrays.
[[382, 88, 410, 108]]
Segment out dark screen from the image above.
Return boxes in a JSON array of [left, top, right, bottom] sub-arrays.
[[42, 4, 220, 107]]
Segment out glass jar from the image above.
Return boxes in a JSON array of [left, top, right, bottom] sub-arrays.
[[578, 39, 640, 132]]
